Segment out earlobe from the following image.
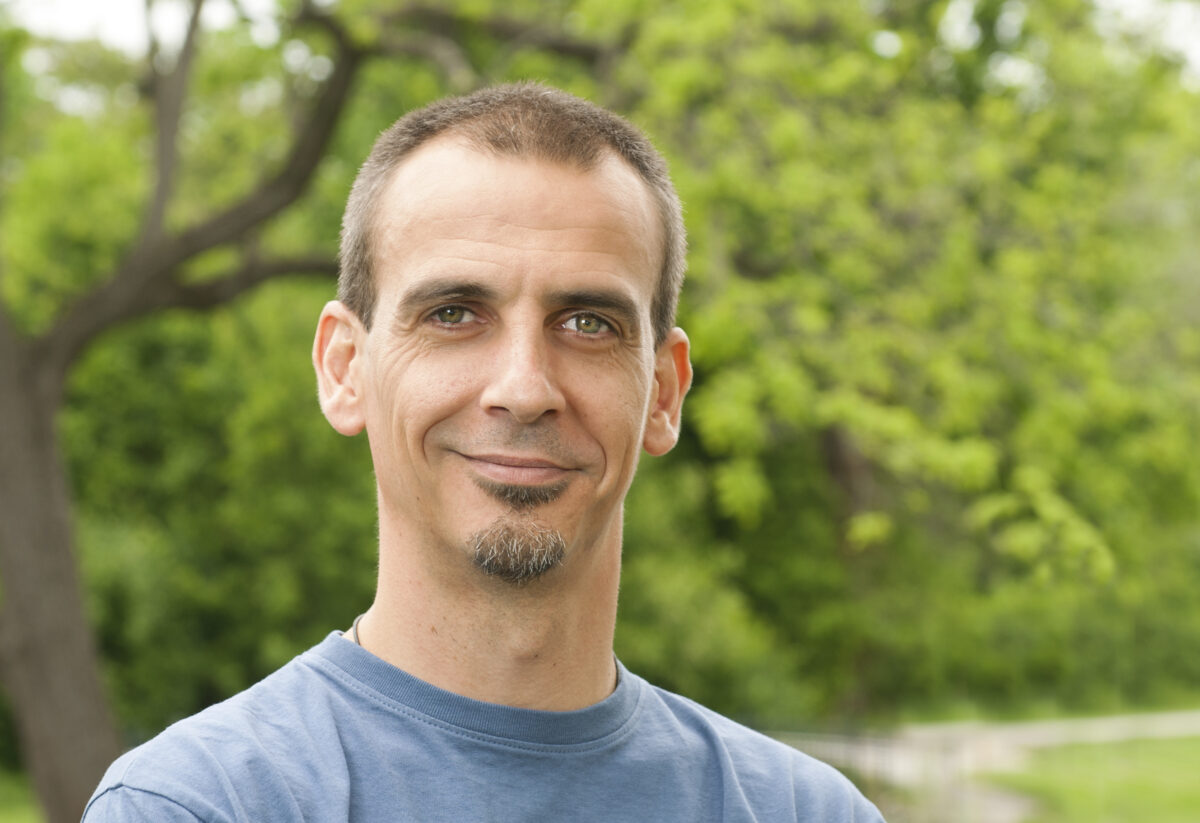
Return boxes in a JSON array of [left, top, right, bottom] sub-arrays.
[[643, 328, 692, 456], [313, 300, 367, 436]]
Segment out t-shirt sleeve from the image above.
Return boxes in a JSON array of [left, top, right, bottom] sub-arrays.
[[82, 786, 208, 823]]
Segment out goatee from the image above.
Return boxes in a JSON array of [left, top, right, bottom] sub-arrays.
[[470, 519, 566, 585]]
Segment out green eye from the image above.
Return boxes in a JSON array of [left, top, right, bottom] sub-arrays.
[[569, 313, 609, 334], [434, 306, 468, 324]]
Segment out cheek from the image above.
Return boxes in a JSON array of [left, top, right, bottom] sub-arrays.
[[577, 373, 653, 453], [374, 358, 482, 442]]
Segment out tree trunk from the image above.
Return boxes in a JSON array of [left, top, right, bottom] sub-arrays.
[[0, 335, 120, 823]]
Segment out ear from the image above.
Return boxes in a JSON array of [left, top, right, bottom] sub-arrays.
[[643, 327, 692, 457], [313, 300, 367, 436]]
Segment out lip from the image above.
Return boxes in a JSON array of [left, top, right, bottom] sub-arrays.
[[458, 452, 573, 485]]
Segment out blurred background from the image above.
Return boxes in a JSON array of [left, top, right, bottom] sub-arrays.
[[1, 0, 1198, 820]]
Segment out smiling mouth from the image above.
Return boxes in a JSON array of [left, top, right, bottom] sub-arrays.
[[458, 453, 573, 510], [461, 454, 572, 485]]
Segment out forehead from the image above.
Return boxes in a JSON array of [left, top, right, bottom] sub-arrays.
[[370, 138, 662, 299]]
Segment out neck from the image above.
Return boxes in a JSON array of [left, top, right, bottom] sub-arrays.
[[357, 517, 622, 711]]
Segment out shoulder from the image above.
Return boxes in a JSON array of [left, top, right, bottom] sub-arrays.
[[84, 643, 351, 822], [631, 676, 885, 821], [83, 784, 208, 822]]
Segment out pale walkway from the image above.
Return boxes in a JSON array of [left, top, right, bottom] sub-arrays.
[[775, 708, 1200, 823]]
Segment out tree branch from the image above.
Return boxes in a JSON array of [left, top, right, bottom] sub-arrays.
[[389, 5, 610, 65], [144, 0, 160, 67], [379, 33, 477, 92], [145, 0, 207, 239], [143, 256, 338, 314], [821, 425, 877, 518], [41, 8, 363, 375], [168, 11, 362, 260], [227, 0, 253, 25], [31, 255, 337, 380]]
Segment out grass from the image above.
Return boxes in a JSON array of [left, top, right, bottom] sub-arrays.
[[990, 736, 1200, 823], [0, 772, 40, 823]]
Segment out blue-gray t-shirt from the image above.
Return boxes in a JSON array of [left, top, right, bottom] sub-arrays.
[[84, 633, 883, 821]]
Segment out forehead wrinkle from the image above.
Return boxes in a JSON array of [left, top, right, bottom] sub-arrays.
[[381, 220, 644, 265], [378, 163, 658, 255], [427, 220, 651, 255], [385, 232, 651, 294]]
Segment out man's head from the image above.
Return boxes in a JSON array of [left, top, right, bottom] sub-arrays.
[[314, 85, 692, 588], [337, 82, 686, 349]]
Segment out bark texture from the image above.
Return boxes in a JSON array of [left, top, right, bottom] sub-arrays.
[[0, 334, 119, 822]]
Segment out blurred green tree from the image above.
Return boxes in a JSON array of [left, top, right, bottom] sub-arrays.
[[609, 0, 1200, 719], [3, 0, 1200, 820]]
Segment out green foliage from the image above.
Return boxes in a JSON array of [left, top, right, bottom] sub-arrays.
[[617, 456, 816, 725], [3, 0, 1200, 739], [67, 281, 379, 736], [0, 770, 39, 823], [991, 737, 1200, 823], [0, 90, 146, 332], [620, 0, 1200, 717]]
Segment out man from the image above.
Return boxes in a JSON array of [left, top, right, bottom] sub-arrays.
[[84, 83, 884, 822]]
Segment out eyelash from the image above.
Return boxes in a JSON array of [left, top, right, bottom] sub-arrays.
[[561, 312, 614, 336], [428, 305, 478, 326]]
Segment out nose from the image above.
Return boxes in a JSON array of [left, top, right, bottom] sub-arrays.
[[478, 325, 565, 424]]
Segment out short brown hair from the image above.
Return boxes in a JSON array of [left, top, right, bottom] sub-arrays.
[[338, 82, 686, 347]]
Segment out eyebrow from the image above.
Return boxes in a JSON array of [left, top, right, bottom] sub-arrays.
[[394, 279, 499, 316]]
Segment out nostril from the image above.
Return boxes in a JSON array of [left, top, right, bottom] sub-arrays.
[[481, 370, 564, 422]]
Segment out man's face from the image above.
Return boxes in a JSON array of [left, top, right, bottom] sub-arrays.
[[316, 138, 689, 584]]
